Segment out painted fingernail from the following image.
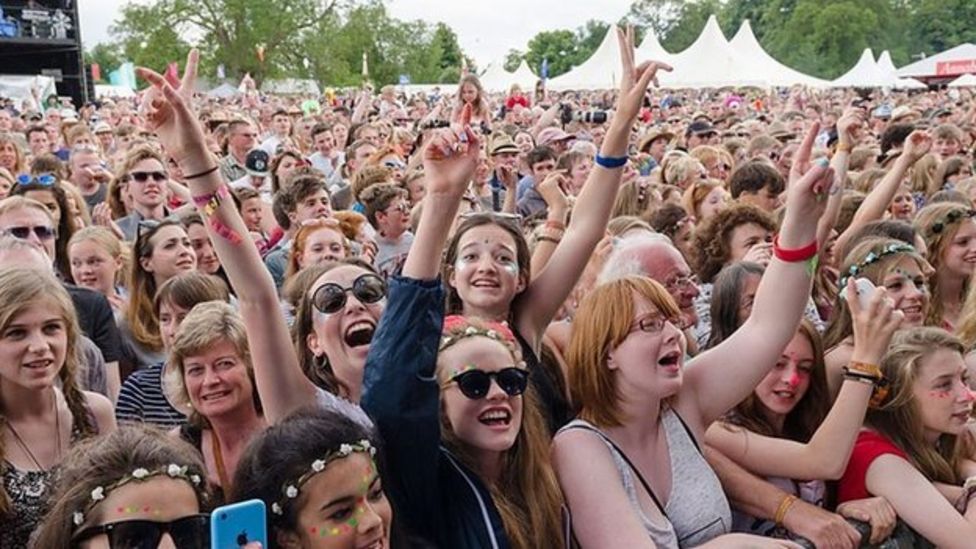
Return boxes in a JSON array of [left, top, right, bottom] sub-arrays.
[[816, 158, 829, 168]]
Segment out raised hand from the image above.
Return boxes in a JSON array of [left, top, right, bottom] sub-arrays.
[[902, 130, 933, 164], [135, 49, 212, 175], [537, 170, 570, 212], [847, 278, 904, 364], [614, 26, 672, 124], [422, 125, 480, 196], [783, 158, 834, 230], [836, 106, 865, 148], [789, 121, 821, 187]]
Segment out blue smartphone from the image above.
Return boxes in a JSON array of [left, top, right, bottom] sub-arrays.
[[211, 499, 268, 548]]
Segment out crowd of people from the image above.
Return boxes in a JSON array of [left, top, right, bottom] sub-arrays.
[[2, 25, 976, 547]]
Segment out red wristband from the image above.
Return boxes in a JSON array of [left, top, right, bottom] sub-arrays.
[[773, 234, 817, 263]]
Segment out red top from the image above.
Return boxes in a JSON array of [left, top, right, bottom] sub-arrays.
[[838, 430, 909, 503], [505, 95, 529, 110]]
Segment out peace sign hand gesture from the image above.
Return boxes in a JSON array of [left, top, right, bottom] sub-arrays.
[[614, 26, 672, 124]]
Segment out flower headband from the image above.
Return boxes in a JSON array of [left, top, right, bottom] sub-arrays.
[[271, 439, 376, 516], [439, 315, 520, 356], [72, 464, 203, 528], [928, 208, 976, 236], [839, 242, 917, 288]]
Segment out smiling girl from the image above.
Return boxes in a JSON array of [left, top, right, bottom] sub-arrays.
[[914, 202, 976, 331]]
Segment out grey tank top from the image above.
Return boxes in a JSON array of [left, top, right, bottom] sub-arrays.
[[561, 410, 731, 548]]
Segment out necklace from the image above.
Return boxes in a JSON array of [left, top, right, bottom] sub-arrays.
[[5, 393, 62, 471]]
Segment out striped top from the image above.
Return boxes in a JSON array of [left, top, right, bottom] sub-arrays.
[[116, 363, 186, 429]]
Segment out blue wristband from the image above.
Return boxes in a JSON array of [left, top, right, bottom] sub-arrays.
[[595, 154, 628, 169]]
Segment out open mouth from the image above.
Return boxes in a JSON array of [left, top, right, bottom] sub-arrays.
[[471, 279, 500, 289], [658, 351, 681, 368], [478, 408, 512, 427], [22, 359, 52, 370], [202, 390, 230, 402], [773, 390, 796, 400], [344, 321, 376, 347]]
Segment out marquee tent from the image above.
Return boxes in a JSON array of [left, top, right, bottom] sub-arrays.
[[658, 16, 764, 89], [948, 73, 976, 88], [831, 49, 895, 88], [727, 20, 829, 88], [896, 43, 976, 80], [479, 60, 537, 92], [548, 25, 622, 90], [635, 28, 674, 66], [876, 51, 927, 89]]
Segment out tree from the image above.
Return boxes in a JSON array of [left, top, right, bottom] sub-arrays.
[[576, 19, 610, 59], [504, 49, 524, 72], [110, 2, 192, 78], [84, 43, 124, 79], [525, 30, 581, 79], [625, 0, 683, 39], [909, 0, 976, 59]]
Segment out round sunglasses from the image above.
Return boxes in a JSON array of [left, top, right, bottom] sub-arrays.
[[71, 514, 210, 549], [312, 273, 387, 314], [446, 367, 530, 400]]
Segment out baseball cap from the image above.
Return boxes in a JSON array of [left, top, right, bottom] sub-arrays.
[[686, 121, 717, 138], [245, 149, 270, 177]]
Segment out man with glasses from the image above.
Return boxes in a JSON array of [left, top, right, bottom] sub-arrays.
[[219, 119, 258, 182], [0, 196, 123, 398], [363, 183, 413, 278], [599, 233, 702, 353], [115, 147, 171, 241]]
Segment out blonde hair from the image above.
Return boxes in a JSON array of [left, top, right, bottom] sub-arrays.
[[68, 226, 130, 287], [867, 327, 965, 483], [436, 316, 565, 549], [0, 133, 26, 175], [909, 154, 939, 197], [0, 269, 95, 515], [682, 178, 724, 219], [568, 276, 680, 427], [663, 155, 704, 189], [914, 202, 974, 326], [164, 301, 258, 426]]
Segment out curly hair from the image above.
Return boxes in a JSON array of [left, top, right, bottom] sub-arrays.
[[692, 203, 776, 284]]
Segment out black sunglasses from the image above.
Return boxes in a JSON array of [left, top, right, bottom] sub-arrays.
[[311, 273, 387, 314], [72, 514, 210, 549], [447, 367, 529, 400], [2, 225, 57, 240], [128, 171, 167, 183]]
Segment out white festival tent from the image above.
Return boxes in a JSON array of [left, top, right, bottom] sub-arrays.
[[635, 28, 674, 66], [896, 43, 976, 80], [479, 60, 537, 92], [727, 20, 830, 88], [876, 51, 927, 90], [948, 73, 976, 88], [657, 16, 765, 89], [548, 25, 622, 90], [831, 49, 897, 88]]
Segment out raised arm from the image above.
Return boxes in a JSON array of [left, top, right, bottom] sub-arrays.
[[516, 27, 672, 349], [136, 51, 317, 423], [818, 108, 864, 256], [706, 279, 902, 479], [684, 159, 833, 426], [835, 131, 932, 255]]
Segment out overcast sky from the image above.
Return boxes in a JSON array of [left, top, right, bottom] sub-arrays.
[[78, 0, 635, 67]]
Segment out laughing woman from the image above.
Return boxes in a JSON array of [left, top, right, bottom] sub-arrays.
[[551, 157, 836, 546], [135, 52, 374, 426]]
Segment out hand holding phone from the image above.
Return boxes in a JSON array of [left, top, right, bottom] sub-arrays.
[[840, 277, 876, 310], [211, 499, 267, 549]]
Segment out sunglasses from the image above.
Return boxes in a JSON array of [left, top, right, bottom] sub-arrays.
[[446, 367, 530, 400], [383, 159, 407, 170], [127, 171, 167, 183], [16, 173, 56, 187], [2, 225, 57, 240], [311, 273, 387, 314], [71, 514, 210, 549]]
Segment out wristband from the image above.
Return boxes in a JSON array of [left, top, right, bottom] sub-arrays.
[[836, 142, 852, 154], [847, 361, 882, 379], [594, 154, 627, 169], [192, 185, 231, 217], [774, 494, 798, 526], [537, 236, 561, 245], [545, 219, 566, 231], [183, 165, 219, 180], [772, 234, 818, 263]]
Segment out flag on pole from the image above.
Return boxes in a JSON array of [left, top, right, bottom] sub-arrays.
[[164, 62, 180, 88], [362, 51, 369, 78], [90, 63, 101, 82], [541, 57, 549, 80]]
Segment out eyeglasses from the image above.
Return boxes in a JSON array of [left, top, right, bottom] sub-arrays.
[[631, 315, 679, 334], [445, 367, 530, 400], [386, 202, 410, 214], [383, 159, 407, 170], [71, 514, 210, 549], [664, 274, 698, 293], [16, 173, 56, 187], [311, 273, 387, 314], [1, 225, 57, 240], [127, 171, 167, 183]]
